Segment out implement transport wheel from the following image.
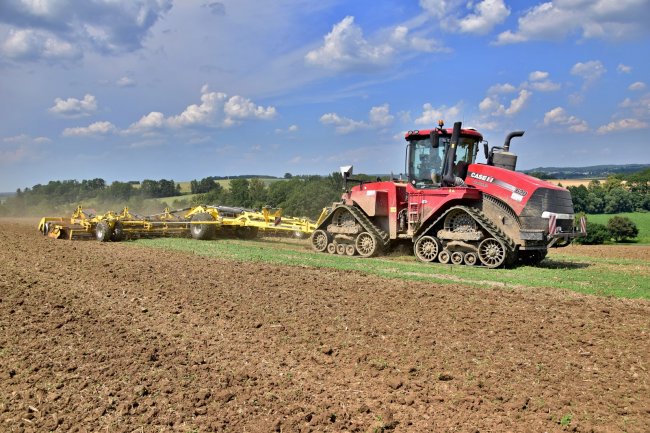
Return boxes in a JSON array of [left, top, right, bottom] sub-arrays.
[[355, 232, 379, 258], [464, 252, 478, 266], [95, 221, 112, 242], [190, 213, 216, 240], [111, 221, 125, 242], [414, 236, 440, 262], [345, 244, 356, 256], [311, 229, 330, 252], [451, 251, 464, 265], [478, 238, 507, 268], [438, 249, 450, 264]]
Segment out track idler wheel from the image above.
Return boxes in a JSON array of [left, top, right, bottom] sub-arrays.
[[95, 221, 112, 242], [438, 249, 450, 264], [311, 229, 330, 252], [345, 244, 356, 256], [355, 232, 379, 258], [414, 236, 440, 262], [336, 243, 346, 255], [478, 238, 507, 268], [327, 243, 337, 254]]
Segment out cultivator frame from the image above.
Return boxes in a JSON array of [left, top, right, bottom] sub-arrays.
[[38, 205, 317, 241]]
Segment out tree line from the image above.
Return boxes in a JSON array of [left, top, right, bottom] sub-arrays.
[[2, 168, 647, 222], [566, 168, 650, 214], [0, 174, 350, 219]]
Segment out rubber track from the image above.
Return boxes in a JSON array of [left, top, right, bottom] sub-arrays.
[[330, 204, 391, 248], [416, 205, 516, 253]]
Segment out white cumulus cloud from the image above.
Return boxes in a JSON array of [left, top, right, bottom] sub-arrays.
[[320, 104, 395, 134], [629, 82, 646, 91], [1, 28, 81, 61], [458, 0, 510, 35], [62, 121, 117, 137], [597, 118, 648, 134], [543, 107, 589, 133], [496, 0, 650, 44], [0, 0, 173, 62], [128, 85, 277, 132], [527, 70, 560, 92], [571, 60, 606, 84], [305, 16, 442, 71], [49, 94, 98, 118], [617, 63, 632, 73], [415, 102, 462, 125]]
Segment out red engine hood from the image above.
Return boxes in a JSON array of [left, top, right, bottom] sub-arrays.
[[465, 164, 566, 214]]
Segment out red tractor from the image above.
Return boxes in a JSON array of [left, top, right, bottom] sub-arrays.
[[311, 121, 586, 268]]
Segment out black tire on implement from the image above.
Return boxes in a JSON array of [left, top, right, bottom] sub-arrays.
[[111, 221, 125, 242], [95, 221, 112, 242], [190, 213, 216, 240]]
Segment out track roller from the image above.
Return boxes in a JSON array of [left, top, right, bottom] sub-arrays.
[[450, 251, 464, 265]]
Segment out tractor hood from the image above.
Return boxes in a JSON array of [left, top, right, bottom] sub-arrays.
[[464, 163, 567, 215]]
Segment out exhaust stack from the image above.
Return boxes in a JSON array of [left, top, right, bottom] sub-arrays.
[[491, 130, 524, 171]]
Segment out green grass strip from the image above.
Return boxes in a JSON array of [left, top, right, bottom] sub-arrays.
[[130, 237, 650, 300]]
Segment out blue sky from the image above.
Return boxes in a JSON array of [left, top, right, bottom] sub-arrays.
[[1, 0, 649, 191]]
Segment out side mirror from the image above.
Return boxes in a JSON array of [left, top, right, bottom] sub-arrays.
[[430, 131, 439, 148], [340, 165, 353, 179], [483, 142, 489, 160]]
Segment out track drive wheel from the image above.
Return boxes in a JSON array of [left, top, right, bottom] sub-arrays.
[[190, 213, 216, 240], [111, 221, 125, 242], [355, 232, 379, 258], [414, 236, 440, 262], [95, 221, 112, 242], [311, 229, 330, 252], [478, 238, 507, 268]]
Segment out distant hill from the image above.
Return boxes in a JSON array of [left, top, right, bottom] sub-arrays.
[[522, 164, 650, 179]]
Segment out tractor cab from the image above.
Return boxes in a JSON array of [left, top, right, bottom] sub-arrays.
[[405, 121, 483, 189]]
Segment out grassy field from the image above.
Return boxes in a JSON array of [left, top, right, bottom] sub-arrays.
[[587, 212, 650, 244], [131, 237, 649, 300]]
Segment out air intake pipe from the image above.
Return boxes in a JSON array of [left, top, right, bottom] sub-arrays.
[[442, 121, 462, 187]]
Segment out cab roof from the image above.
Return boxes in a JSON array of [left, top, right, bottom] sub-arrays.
[[405, 128, 483, 141]]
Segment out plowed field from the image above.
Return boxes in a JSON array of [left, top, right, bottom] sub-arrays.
[[1, 219, 648, 432]]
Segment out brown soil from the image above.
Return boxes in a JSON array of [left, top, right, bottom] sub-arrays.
[[1, 219, 648, 432], [551, 244, 650, 261]]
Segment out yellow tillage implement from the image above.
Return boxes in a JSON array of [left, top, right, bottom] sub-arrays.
[[38, 205, 321, 242]]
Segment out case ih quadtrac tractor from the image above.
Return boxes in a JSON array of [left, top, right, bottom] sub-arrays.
[[311, 121, 585, 268]]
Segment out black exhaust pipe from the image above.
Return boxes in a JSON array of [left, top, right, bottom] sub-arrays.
[[503, 130, 524, 152]]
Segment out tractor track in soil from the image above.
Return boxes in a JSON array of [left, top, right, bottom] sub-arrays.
[[0, 219, 648, 432]]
